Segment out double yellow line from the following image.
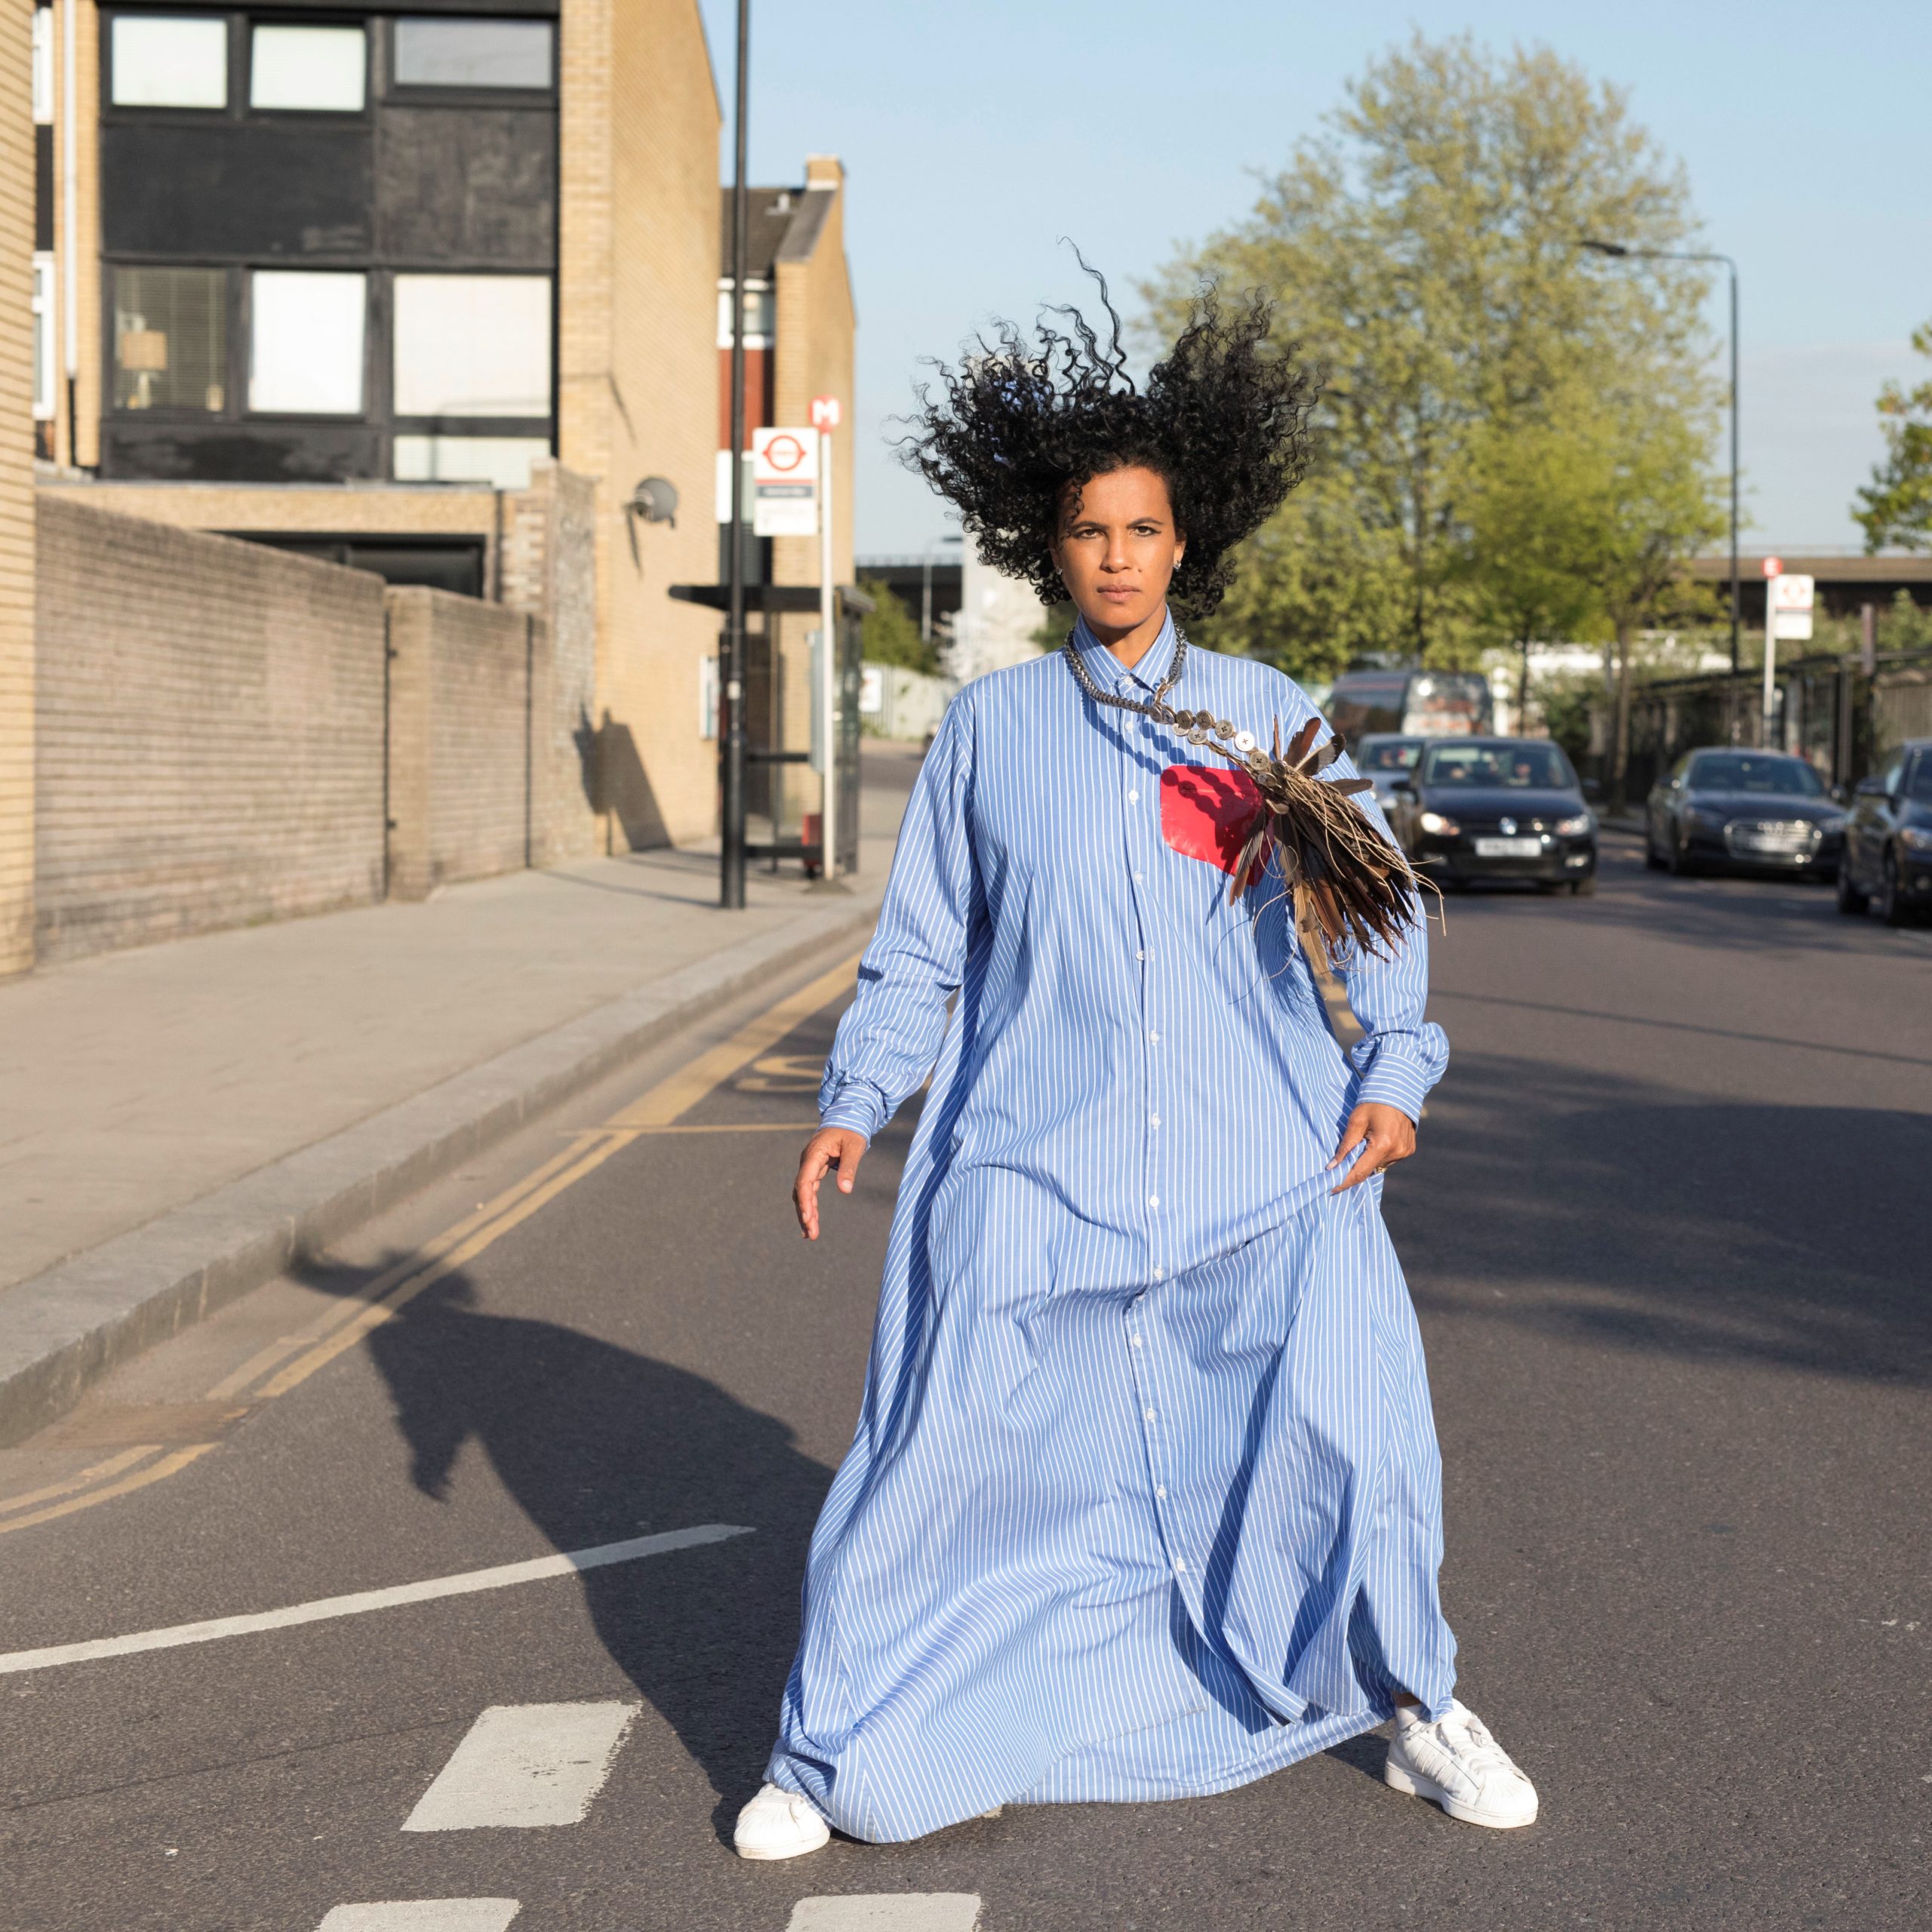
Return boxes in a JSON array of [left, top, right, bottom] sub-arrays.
[[0, 952, 863, 1539]]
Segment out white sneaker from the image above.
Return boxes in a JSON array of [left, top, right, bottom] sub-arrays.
[[734, 1782, 831, 1860], [1384, 1700, 1538, 1829]]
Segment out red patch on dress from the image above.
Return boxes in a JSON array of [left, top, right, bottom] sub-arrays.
[[1160, 764, 1262, 875]]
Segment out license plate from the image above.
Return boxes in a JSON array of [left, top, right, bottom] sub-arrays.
[[1738, 832, 1807, 854], [1474, 837, 1542, 858]]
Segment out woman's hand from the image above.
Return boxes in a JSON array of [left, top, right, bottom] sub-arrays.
[[1327, 1102, 1417, 1195], [794, 1128, 870, 1239]]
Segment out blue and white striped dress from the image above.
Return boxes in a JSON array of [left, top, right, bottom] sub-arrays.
[[768, 611, 1456, 1841]]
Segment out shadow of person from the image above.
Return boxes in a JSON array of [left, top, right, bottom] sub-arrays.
[[343, 1266, 834, 1834]]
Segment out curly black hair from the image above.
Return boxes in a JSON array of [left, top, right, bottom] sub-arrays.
[[901, 267, 1314, 618]]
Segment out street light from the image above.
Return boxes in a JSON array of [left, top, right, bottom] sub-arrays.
[[720, 0, 752, 909], [1580, 238, 1741, 681], [921, 532, 963, 644]]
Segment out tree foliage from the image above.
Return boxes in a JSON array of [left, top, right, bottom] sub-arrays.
[[1146, 34, 1722, 682], [1854, 320, 1932, 553], [858, 578, 943, 677]]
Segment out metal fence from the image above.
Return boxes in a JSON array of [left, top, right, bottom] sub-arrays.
[[1584, 651, 1932, 799]]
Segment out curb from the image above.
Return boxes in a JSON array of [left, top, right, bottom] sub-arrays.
[[0, 899, 881, 1450]]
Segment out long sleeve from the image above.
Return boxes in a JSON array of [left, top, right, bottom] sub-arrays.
[[1332, 765, 1448, 1122], [819, 694, 983, 1141]]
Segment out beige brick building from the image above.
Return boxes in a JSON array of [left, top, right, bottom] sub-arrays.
[[26, 0, 851, 866], [0, 0, 33, 977]]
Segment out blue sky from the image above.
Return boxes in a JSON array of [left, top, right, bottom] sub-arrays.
[[696, 1, 1932, 558]]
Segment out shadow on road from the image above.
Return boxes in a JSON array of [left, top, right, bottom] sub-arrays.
[[1391, 1052, 1932, 1387], [310, 1262, 834, 1839]]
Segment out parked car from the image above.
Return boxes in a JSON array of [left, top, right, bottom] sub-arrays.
[[1644, 749, 1846, 880], [1353, 733, 1426, 804], [1837, 737, 1932, 925], [1387, 737, 1596, 893]]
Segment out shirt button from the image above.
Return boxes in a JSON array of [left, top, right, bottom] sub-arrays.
[[1148, 1194, 1159, 1208], [1130, 1334, 1143, 1348], [1149, 1112, 1161, 1128], [1151, 1267, 1164, 1281], [1128, 789, 1140, 803], [1147, 1029, 1160, 1043], [1144, 1407, 1157, 1422], [1136, 948, 1146, 961], [1155, 1485, 1168, 1500], [1174, 1559, 1187, 1576], [1133, 871, 1144, 883]]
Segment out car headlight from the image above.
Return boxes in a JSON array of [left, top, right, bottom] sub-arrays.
[[1417, 811, 1460, 836], [1901, 826, 1932, 852], [1554, 813, 1592, 836]]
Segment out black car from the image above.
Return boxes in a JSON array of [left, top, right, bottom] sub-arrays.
[[1388, 737, 1597, 893], [1354, 733, 1427, 804], [1644, 749, 1846, 879], [1837, 737, 1932, 925]]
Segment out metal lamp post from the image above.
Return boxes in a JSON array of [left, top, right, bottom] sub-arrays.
[[1580, 239, 1741, 684], [720, 0, 752, 909], [921, 532, 962, 645]]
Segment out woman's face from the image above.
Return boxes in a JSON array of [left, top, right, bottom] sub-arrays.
[[1051, 464, 1185, 641]]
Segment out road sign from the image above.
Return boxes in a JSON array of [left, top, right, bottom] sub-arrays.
[[810, 395, 841, 431], [750, 426, 818, 537], [1769, 572, 1814, 641], [1761, 555, 1783, 578]]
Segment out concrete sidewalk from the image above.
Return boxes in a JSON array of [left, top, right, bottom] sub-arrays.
[[0, 748, 916, 1443]]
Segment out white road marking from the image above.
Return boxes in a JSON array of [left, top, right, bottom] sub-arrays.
[[0, 1525, 751, 1677], [402, 1702, 638, 1831], [788, 1899, 983, 1932], [315, 1903, 520, 1932]]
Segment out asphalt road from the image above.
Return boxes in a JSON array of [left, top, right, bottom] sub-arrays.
[[0, 816, 1926, 1932]]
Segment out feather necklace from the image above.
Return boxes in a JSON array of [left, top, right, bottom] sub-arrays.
[[1062, 626, 1430, 980]]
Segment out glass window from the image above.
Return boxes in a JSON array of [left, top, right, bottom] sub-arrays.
[[110, 14, 228, 109], [1420, 742, 1574, 789], [392, 17, 552, 88], [251, 24, 366, 110], [32, 8, 53, 124], [113, 266, 226, 413], [1906, 753, 1932, 804], [393, 435, 551, 491], [1687, 752, 1823, 797], [248, 271, 365, 414], [32, 255, 55, 419], [392, 275, 550, 418]]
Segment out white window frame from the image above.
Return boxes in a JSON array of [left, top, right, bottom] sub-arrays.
[[31, 254, 55, 420]]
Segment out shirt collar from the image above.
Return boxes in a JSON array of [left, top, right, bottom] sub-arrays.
[[1070, 608, 1180, 697]]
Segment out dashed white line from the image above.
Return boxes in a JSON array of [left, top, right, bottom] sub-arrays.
[[788, 1898, 984, 1932], [315, 1903, 520, 1932], [0, 1525, 752, 1676], [403, 1703, 639, 1831]]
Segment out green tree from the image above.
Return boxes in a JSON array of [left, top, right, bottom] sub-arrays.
[[857, 578, 942, 677], [1854, 321, 1932, 552], [1146, 33, 1719, 676]]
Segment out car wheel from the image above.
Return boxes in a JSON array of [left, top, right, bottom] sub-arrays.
[[1644, 826, 1666, 870], [1571, 873, 1597, 896], [1878, 851, 1909, 927], [1836, 858, 1869, 916], [1668, 829, 1697, 876]]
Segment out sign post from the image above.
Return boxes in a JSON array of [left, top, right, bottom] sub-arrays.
[[1764, 568, 1814, 750], [808, 395, 844, 888]]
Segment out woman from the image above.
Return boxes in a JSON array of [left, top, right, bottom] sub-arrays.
[[735, 283, 1537, 1859]]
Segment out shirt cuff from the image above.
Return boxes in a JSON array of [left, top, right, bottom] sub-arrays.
[[819, 1078, 885, 1141], [1352, 1048, 1432, 1124]]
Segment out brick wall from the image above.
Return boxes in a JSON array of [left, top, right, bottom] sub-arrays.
[[0, 0, 34, 977], [33, 496, 387, 962], [386, 586, 553, 898]]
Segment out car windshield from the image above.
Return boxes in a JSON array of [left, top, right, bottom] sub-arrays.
[[1689, 753, 1823, 797], [1906, 755, 1932, 803], [1357, 738, 1423, 773], [1420, 742, 1571, 789]]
